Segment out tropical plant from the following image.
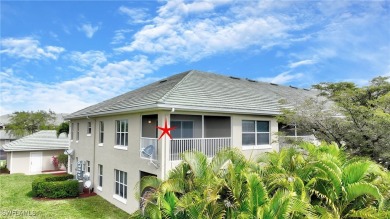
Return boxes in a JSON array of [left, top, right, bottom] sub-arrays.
[[278, 76, 390, 168], [132, 148, 316, 218], [56, 122, 69, 137], [58, 154, 68, 170], [257, 142, 390, 218]]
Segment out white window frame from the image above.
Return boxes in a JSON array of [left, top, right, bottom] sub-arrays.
[[115, 120, 128, 150], [97, 164, 103, 191], [76, 123, 79, 142], [86, 160, 90, 173], [242, 120, 271, 150], [87, 122, 92, 136], [99, 121, 104, 146], [70, 123, 74, 141], [113, 169, 127, 204]]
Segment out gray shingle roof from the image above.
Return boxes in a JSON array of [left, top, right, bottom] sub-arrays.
[[66, 70, 318, 119], [2, 130, 68, 152]]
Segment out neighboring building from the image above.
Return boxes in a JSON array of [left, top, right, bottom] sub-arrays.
[[2, 130, 68, 174], [0, 113, 68, 161], [65, 70, 317, 214], [0, 122, 16, 160]]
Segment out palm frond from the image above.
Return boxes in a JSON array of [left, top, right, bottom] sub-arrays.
[[344, 182, 383, 210], [342, 160, 371, 186], [345, 206, 385, 219], [182, 151, 208, 179], [160, 192, 178, 219], [245, 173, 268, 217], [139, 176, 161, 196]]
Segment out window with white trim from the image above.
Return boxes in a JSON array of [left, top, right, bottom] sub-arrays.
[[70, 123, 74, 140], [98, 164, 103, 188], [170, 121, 193, 138], [114, 169, 127, 199], [86, 160, 90, 173], [87, 122, 92, 134], [116, 120, 128, 146], [76, 123, 80, 141], [99, 121, 104, 144], [242, 120, 270, 146]]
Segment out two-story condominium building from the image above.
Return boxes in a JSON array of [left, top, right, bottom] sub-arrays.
[[65, 70, 317, 214]]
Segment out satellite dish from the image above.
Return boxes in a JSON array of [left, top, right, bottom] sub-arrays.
[[141, 145, 159, 169], [142, 145, 155, 158], [84, 180, 91, 189], [83, 172, 90, 181]]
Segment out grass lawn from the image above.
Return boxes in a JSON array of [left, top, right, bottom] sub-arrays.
[[0, 174, 131, 218]]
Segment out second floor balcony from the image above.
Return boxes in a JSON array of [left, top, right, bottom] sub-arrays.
[[140, 114, 232, 162]]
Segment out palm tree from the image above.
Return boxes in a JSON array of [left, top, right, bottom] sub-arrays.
[[258, 142, 390, 218], [134, 149, 314, 218]]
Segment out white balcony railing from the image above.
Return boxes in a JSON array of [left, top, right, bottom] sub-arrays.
[[170, 138, 231, 161], [140, 137, 158, 160]]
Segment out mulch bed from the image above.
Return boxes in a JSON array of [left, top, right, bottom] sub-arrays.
[[0, 168, 10, 174]]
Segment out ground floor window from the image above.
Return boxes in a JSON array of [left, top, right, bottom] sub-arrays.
[[98, 164, 103, 188], [86, 160, 90, 173], [114, 169, 127, 199]]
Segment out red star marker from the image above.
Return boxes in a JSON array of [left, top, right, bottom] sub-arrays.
[[157, 118, 176, 140]]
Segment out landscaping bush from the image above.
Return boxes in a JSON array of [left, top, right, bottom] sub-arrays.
[[32, 174, 78, 198], [58, 154, 68, 170]]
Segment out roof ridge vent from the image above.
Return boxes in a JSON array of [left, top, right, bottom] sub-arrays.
[[246, 78, 256, 82], [303, 88, 310, 91], [270, 83, 278, 86], [289, 85, 298, 89], [159, 79, 168, 83], [229, 76, 240, 80]]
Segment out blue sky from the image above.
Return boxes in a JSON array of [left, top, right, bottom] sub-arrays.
[[1, 0, 389, 114]]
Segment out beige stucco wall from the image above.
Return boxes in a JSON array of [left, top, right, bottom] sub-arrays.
[[8, 151, 28, 174], [231, 114, 279, 159], [69, 110, 279, 214], [69, 112, 164, 214], [7, 149, 65, 175]]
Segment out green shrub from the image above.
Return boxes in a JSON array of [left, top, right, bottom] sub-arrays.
[[32, 174, 78, 198], [44, 174, 74, 182], [58, 154, 68, 170]]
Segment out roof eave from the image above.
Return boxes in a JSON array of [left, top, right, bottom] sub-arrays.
[[156, 104, 281, 116], [65, 102, 283, 120], [64, 104, 164, 120], [3, 147, 68, 152]]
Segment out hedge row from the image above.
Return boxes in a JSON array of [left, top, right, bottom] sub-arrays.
[[32, 174, 79, 198]]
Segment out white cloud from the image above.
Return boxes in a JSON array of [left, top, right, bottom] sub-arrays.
[[116, 3, 294, 63], [68, 50, 107, 66], [0, 56, 159, 114], [0, 37, 65, 60], [118, 6, 151, 24], [157, 0, 232, 17], [257, 72, 304, 84], [78, 23, 99, 38], [111, 29, 132, 45], [289, 59, 316, 69]]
